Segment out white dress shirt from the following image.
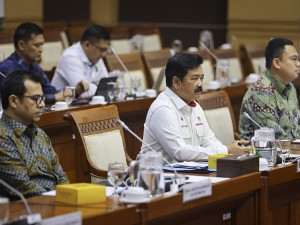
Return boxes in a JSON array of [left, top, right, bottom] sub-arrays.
[[51, 42, 109, 98], [141, 87, 228, 163]]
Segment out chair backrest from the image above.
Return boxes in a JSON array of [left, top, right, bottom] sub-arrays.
[[240, 43, 266, 75], [191, 49, 215, 90], [63, 105, 132, 183], [198, 90, 238, 146], [105, 51, 149, 91], [142, 48, 172, 91], [130, 24, 162, 51], [40, 28, 66, 70], [213, 48, 244, 82]]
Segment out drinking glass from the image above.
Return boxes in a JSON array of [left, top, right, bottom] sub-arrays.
[[63, 86, 75, 105], [107, 162, 126, 198], [131, 77, 141, 94], [277, 139, 291, 165], [0, 197, 9, 225]]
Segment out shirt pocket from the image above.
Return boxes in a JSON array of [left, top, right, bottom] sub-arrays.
[[195, 123, 204, 137]]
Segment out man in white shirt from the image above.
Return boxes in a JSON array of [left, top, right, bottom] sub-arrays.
[[141, 53, 249, 163], [51, 24, 110, 98]]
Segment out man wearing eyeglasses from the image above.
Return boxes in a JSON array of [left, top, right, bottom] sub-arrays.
[[51, 24, 111, 99], [0, 70, 69, 200], [0, 22, 88, 104]]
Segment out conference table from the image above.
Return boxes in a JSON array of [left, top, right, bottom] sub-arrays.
[[9, 162, 300, 225], [9, 195, 137, 225]]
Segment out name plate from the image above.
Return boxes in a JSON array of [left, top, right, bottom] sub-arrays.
[[182, 178, 212, 203]]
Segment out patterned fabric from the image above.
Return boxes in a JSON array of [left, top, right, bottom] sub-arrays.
[[0, 113, 69, 199], [0, 52, 59, 104], [239, 70, 300, 140]]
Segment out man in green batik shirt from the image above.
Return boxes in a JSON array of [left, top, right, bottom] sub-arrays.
[[0, 70, 69, 200], [239, 38, 300, 140]]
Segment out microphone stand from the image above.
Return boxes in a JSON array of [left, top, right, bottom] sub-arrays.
[[108, 46, 135, 98], [117, 120, 180, 192], [0, 179, 41, 225]]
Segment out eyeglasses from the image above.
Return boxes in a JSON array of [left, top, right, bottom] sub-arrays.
[[22, 95, 45, 106], [90, 42, 109, 52]]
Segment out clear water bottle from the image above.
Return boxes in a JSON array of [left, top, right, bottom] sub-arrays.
[[216, 60, 230, 88], [251, 127, 277, 167], [116, 71, 126, 100]]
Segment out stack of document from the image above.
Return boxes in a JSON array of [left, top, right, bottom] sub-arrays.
[[163, 161, 216, 174]]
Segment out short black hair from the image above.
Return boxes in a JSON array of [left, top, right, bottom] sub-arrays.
[[165, 53, 203, 88], [0, 70, 41, 110], [265, 38, 294, 69], [13, 22, 44, 49], [80, 24, 111, 44]]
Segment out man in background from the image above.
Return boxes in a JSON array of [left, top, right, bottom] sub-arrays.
[[141, 53, 249, 163], [239, 38, 300, 140], [0, 70, 69, 200], [0, 22, 87, 104], [51, 24, 111, 99]]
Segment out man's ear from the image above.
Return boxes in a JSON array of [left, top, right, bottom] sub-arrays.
[[8, 95, 19, 108], [172, 76, 181, 89], [273, 58, 281, 69], [18, 40, 26, 51]]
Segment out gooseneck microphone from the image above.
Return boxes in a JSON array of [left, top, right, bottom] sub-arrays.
[[243, 112, 262, 128], [0, 179, 41, 225], [117, 119, 180, 192], [199, 41, 219, 62], [108, 46, 130, 75]]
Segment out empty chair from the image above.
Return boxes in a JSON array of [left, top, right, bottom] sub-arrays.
[[63, 105, 132, 183], [240, 43, 266, 75], [40, 28, 65, 71], [130, 24, 162, 51], [0, 29, 15, 60], [107, 25, 132, 54], [105, 51, 149, 91], [198, 90, 239, 145], [143, 48, 172, 92], [213, 48, 244, 83]]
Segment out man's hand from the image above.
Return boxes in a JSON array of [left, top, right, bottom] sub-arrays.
[[227, 140, 251, 155], [75, 80, 89, 97]]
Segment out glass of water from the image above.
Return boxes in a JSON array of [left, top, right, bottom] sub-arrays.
[[277, 139, 291, 165], [0, 197, 9, 225], [107, 162, 126, 199], [63, 86, 75, 105]]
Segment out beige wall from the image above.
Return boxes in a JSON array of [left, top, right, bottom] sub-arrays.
[[90, 0, 118, 25], [3, 0, 119, 29], [4, 0, 43, 29], [228, 0, 300, 50]]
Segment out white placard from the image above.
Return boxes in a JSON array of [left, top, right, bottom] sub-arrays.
[[297, 159, 300, 173], [41, 211, 82, 225], [182, 178, 212, 203]]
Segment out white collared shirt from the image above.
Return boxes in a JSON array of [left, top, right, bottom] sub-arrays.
[[51, 42, 109, 98], [141, 87, 228, 163]]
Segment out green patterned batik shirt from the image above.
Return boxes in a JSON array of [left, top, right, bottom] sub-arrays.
[[0, 113, 69, 199], [239, 70, 300, 140]]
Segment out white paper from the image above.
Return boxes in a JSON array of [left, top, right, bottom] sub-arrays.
[[42, 190, 56, 196], [41, 211, 82, 225], [186, 175, 229, 184]]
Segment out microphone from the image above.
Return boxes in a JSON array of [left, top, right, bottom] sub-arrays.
[[108, 46, 135, 98], [0, 71, 6, 78], [108, 46, 130, 75], [0, 179, 41, 225], [117, 119, 180, 193], [243, 112, 262, 128], [199, 41, 219, 62]]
